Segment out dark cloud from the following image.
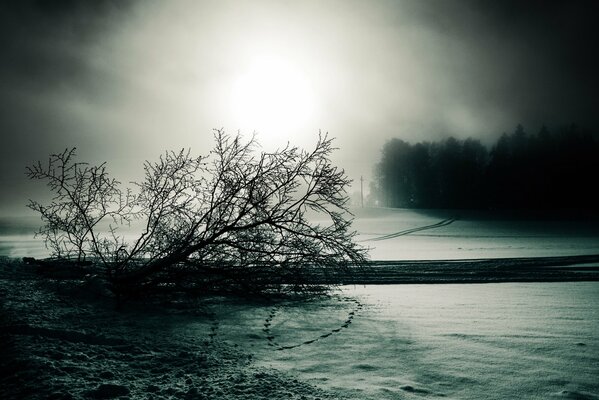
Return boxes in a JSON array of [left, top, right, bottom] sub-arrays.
[[412, 0, 599, 131], [0, 0, 127, 109], [0, 0, 132, 212]]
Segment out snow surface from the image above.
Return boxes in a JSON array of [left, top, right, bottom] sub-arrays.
[[2, 209, 599, 398], [0, 263, 343, 399], [5, 266, 597, 399], [202, 283, 599, 399], [351, 208, 599, 260]]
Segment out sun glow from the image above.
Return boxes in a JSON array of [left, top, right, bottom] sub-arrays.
[[229, 56, 315, 144]]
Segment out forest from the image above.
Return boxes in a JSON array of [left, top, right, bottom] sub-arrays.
[[372, 124, 599, 211]]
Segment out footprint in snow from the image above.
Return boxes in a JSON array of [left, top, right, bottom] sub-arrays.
[[265, 296, 364, 351]]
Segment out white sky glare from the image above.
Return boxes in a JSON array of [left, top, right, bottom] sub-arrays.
[[1, 0, 598, 215]]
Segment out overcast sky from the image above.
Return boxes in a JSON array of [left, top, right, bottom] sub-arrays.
[[1, 0, 598, 215]]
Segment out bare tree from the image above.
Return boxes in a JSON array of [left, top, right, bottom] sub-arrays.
[[26, 149, 135, 263], [27, 130, 368, 300]]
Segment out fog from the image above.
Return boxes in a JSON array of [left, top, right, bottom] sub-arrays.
[[1, 0, 598, 215]]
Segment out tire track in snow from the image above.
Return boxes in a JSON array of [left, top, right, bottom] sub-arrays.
[[363, 217, 458, 242]]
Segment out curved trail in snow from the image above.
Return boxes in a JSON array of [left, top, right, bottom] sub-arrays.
[[363, 217, 458, 242], [262, 297, 364, 351]]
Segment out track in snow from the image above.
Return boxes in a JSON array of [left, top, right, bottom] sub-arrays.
[[364, 217, 457, 242]]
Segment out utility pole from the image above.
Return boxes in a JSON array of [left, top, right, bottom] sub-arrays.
[[360, 175, 364, 208]]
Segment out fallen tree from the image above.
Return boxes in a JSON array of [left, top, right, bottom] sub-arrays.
[[27, 130, 367, 301]]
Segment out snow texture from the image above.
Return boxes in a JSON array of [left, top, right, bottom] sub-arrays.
[[1, 208, 598, 399], [2, 260, 598, 399]]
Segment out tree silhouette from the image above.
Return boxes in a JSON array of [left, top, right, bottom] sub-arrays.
[[27, 130, 368, 301], [375, 124, 599, 211]]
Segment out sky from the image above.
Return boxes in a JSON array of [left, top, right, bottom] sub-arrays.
[[1, 0, 598, 216]]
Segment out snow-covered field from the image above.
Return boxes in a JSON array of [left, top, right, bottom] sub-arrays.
[[221, 283, 599, 399], [2, 208, 599, 399], [351, 208, 599, 260], [3, 208, 599, 260]]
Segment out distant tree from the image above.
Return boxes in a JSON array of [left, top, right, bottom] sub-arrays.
[[376, 136, 488, 209], [409, 142, 435, 208], [373, 123, 599, 211], [27, 130, 368, 301], [376, 138, 413, 207], [432, 137, 464, 208], [486, 132, 512, 208], [551, 124, 599, 210]]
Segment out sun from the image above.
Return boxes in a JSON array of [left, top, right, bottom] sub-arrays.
[[229, 56, 315, 144]]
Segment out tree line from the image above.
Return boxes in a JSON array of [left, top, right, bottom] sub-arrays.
[[373, 124, 599, 211]]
